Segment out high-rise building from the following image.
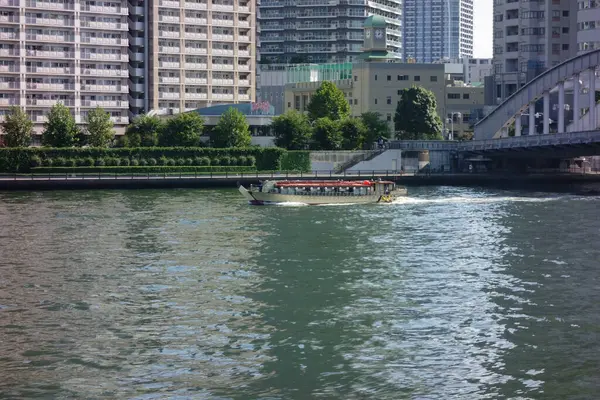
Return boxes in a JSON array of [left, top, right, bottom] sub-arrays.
[[577, 0, 600, 54], [0, 0, 256, 138], [492, 0, 577, 102], [403, 0, 473, 63], [257, 0, 403, 65]]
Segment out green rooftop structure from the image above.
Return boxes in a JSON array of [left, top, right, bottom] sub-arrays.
[[363, 15, 387, 28]]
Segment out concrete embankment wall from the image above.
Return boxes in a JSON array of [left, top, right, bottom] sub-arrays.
[[348, 150, 402, 171], [310, 151, 371, 171]]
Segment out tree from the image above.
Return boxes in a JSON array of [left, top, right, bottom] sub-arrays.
[[360, 111, 390, 149], [42, 103, 79, 147], [307, 81, 350, 122], [125, 114, 163, 147], [86, 107, 114, 147], [271, 110, 312, 150], [210, 107, 251, 148], [339, 117, 367, 150], [1, 106, 33, 147], [312, 117, 342, 150], [158, 112, 204, 147], [394, 86, 443, 140]]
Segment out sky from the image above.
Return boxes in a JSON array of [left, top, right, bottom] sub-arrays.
[[473, 0, 493, 58]]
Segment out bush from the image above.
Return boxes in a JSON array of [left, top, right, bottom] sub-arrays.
[[185, 158, 194, 166], [130, 159, 140, 167], [54, 157, 66, 167], [65, 158, 77, 167], [95, 158, 106, 167], [120, 157, 130, 166], [229, 156, 238, 166], [246, 155, 256, 166], [158, 156, 168, 166], [280, 151, 310, 172], [211, 157, 221, 166], [166, 158, 176, 166], [32, 166, 258, 174], [30, 156, 42, 168], [148, 158, 157, 166], [42, 158, 53, 167], [77, 157, 94, 167], [176, 158, 186, 166], [238, 155, 247, 166], [200, 157, 211, 166]]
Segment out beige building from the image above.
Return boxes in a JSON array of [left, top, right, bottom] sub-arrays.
[[0, 0, 256, 139], [284, 62, 484, 138]]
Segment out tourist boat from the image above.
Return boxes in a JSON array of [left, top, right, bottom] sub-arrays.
[[238, 179, 407, 205]]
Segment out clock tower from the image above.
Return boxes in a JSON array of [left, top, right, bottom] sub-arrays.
[[361, 15, 391, 62]]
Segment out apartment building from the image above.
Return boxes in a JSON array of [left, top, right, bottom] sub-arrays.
[[258, 0, 403, 64], [0, 0, 256, 137], [577, 0, 600, 53], [0, 0, 130, 134], [403, 0, 474, 63], [434, 57, 493, 84], [492, 0, 577, 102]]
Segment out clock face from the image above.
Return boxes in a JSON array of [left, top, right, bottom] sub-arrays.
[[375, 29, 383, 39], [365, 29, 371, 38]]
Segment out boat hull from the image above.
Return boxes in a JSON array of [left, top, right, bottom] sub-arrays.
[[239, 185, 407, 205]]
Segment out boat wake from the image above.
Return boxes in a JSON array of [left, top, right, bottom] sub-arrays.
[[388, 195, 570, 205]]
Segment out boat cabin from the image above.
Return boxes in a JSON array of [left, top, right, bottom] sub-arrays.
[[253, 180, 397, 196]]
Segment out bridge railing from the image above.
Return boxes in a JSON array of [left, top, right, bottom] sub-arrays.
[[458, 129, 600, 151]]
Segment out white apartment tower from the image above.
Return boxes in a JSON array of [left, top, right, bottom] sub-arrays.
[[0, 0, 256, 137], [403, 0, 473, 63], [492, 0, 577, 102], [0, 0, 130, 134], [577, 0, 600, 54], [258, 0, 403, 64]]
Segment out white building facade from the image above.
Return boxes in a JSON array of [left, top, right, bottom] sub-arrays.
[[577, 0, 600, 53]]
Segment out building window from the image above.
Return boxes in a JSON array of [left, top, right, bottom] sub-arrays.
[[398, 75, 408, 81], [354, 75, 358, 81], [287, 102, 291, 108], [397, 89, 402, 95], [354, 99, 358, 105], [562, 44, 569, 51], [414, 75, 420, 81], [386, 114, 391, 122], [447, 93, 460, 99], [374, 98, 378, 104], [375, 75, 377, 81], [386, 96, 391, 104], [430, 76, 438, 82], [387, 75, 391, 81], [463, 93, 470, 99]]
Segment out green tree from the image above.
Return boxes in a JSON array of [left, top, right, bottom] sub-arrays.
[[1, 106, 33, 147], [339, 117, 367, 150], [307, 81, 351, 121], [360, 111, 391, 148], [124, 114, 164, 147], [158, 112, 204, 147], [86, 107, 114, 147], [210, 107, 251, 148], [42, 103, 79, 147], [394, 86, 443, 140], [312, 117, 342, 150], [271, 110, 312, 150]]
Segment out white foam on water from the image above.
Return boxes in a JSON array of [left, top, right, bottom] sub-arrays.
[[389, 195, 569, 206]]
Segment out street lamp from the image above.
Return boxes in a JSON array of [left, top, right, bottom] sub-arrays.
[[446, 112, 462, 140]]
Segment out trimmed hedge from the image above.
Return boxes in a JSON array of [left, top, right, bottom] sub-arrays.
[[0, 147, 293, 173], [280, 151, 311, 172], [31, 166, 257, 174]]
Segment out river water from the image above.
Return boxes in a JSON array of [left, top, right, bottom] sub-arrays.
[[1, 187, 599, 399]]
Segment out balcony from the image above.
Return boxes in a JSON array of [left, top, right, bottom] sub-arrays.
[[186, 47, 207, 54], [81, 100, 128, 108], [212, 48, 234, 56], [0, 15, 19, 23], [25, 16, 74, 26], [110, 116, 129, 124], [212, 19, 234, 26], [184, 1, 207, 9], [0, 32, 19, 40], [238, 64, 250, 71], [0, 98, 19, 106], [26, 33, 75, 43], [185, 17, 207, 24], [238, 94, 250, 101], [0, 64, 19, 73], [83, 68, 128, 77], [82, 37, 127, 46], [159, 15, 180, 23], [160, 92, 181, 99], [160, 30, 180, 38], [184, 31, 207, 39], [238, 35, 250, 41], [26, 50, 75, 59], [212, 78, 233, 85], [81, 21, 128, 30], [237, 20, 250, 27], [0, 0, 19, 6], [185, 62, 207, 69], [185, 77, 207, 84], [128, 18, 144, 31], [81, 84, 128, 93], [160, 0, 180, 7], [185, 92, 208, 99], [128, 49, 144, 62], [81, 53, 128, 62], [0, 48, 20, 57], [81, 5, 127, 14], [159, 46, 181, 53], [212, 4, 233, 11], [26, 82, 75, 91], [238, 79, 250, 86], [160, 76, 180, 84], [159, 61, 181, 68], [129, 81, 143, 92], [212, 34, 234, 41], [212, 93, 234, 100], [26, 99, 75, 106], [26, 0, 75, 11], [238, 5, 250, 12], [0, 81, 19, 89], [237, 49, 250, 57], [212, 63, 234, 70], [27, 66, 74, 74]]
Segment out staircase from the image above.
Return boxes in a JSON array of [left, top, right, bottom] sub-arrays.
[[334, 149, 386, 173]]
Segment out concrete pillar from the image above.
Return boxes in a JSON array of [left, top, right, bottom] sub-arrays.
[[543, 91, 550, 134], [589, 68, 596, 130], [558, 81, 565, 133], [529, 102, 535, 135], [573, 74, 580, 130], [515, 114, 521, 136]]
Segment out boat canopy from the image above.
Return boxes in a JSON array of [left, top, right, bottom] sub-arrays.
[[273, 180, 395, 188]]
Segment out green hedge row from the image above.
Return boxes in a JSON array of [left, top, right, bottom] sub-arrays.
[[0, 147, 313, 173], [31, 166, 257, 174], [30, 155, 255, 168]]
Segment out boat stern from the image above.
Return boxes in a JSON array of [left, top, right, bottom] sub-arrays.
[[238, 185, 264, 205]]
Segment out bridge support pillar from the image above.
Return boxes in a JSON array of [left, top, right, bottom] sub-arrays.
[[573, 74, 580, 130], [589, 68, 596, 129], [558, 82, 565, 133], [515, 114, 521, 136], [543, 91, 550, 135], [529, 103, 535, 135]]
